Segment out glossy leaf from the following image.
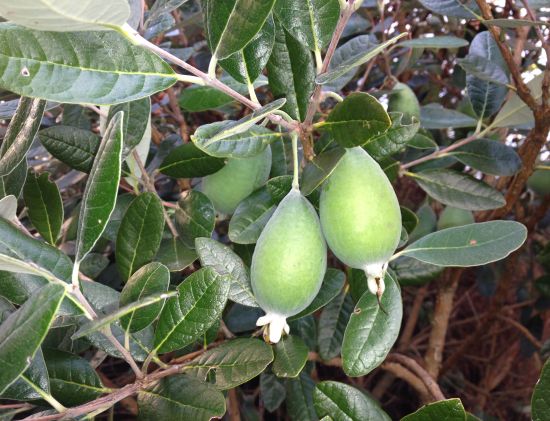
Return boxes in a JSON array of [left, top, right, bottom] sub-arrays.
[[364, 112, 420, 159], [0, 284, 65, 394], [301, 147, 346, 196], [314, 381, 391, 421], [116, 193, 165, 280], [272, 335, 308, 378], [267, 19, 315, 120], [420, 104, 477, 129], [401, 398, 466, 421], [228, 187, 276, 244], [319, 93, 391, 148], [154, 267, 230, 353], [0, 97, 46, 177], [274, 0, 340, 51], [138, 375, 226, 421], [286, 372, 318, 421], [179, 85, 234, 112], [185, 338, 273, 389], [532, 359, 550, 421], [38, 126, 101, 173], [0, 159, 27, 199], [318, 291, 354, 360], [399, 36, 468, 49], [449, 139, 521, 176], [418, 0, 480, 18], [397, 221, 527, 267], [0, 0, 130, 31], [266, 175, 293, 203], [0, 24, 177, 105], [75, 111, 123, 263], [175, 190, 215, 249], [43, 349, 104, 407], [195, 237, 257, 307], [156, 237, 197, 272], [342, 273, 402, 376], [407, 169, 505, 210], [159, 143, 225, 178], [1, 349, 49, 401], [457, 55, 509, 86], [108, 97, 151, 154], [120, 263, 171, 332], [205, 0, 276, 59]]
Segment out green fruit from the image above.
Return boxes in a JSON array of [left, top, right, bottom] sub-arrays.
[[251, 188, 326, 343], [201, 146, 272, 214], [437, 206, 474, 230], [320, 147, 401, 296], [527, 166, 550, 196], [388, 82, 420, 119]]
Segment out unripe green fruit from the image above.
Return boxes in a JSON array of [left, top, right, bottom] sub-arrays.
[[251, 188, 327, 343], [388, 82, 420, 119], [437, 206, 475, 230], [527, 167, 550, 196], [201, 146, 272, 214], [320, 147, 401, 296]]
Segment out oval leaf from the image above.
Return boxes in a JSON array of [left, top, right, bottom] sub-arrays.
[[420, 104, 477, 129], [175, 190, 215, 249], [159, 143, 225, 178], [449, 139, 521, 176], [272, 335, 308, 378], [228, 187, 276, 244], [402, 398, 466, 421]]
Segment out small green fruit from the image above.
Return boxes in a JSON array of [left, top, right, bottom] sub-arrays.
[[251, 188, 327, 343], [388, 82, 420, 119], [527, 166, 550, 196], [201, 146, 272, 214], [437, 206, 474, 230], [320, 147, 401, 296]]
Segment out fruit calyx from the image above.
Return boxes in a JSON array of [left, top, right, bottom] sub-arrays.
[[365, 262, 389, 314], [256, 313, 290, 344]]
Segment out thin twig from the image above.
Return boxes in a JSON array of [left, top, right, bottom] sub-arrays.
[[387, 353, 445, 401]]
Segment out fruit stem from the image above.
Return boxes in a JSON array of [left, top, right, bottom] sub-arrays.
[[291, 132, 300, 190]]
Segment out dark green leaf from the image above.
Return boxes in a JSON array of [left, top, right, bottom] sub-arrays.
[[38, 126, 101, 173], [116, 193, 165, 280], [108, 97, 151, 153], [0, 24, 177, 104], [195, 237, 257, 307], [266, 175, 293, 203], [399, 36, 469, 49], [418, 0, 480, 18], [401, 206, 419, 234], [260, 373, 286, 412], [272, 335, 308, 378], [228, 187, 276, 244], [449, 139, 521, 176], [1, 348, 49, 401], [23, 172, 63, 245], [342, 273, 402, 376], [175, 190, 215, 249], [285, 372, 317, 421], [407, 169, 505, 210], [179, 85, 234, 112], [532, 359, 550, 421], [318, 291, 354, 360], [102, 193, 134, 242], [390, 256, 444, 286], [420, 104, 477, 129], [0, 97, 46, 177], [185, 338, 273, 389], [364, 112, 420, 159], [301, 147, 345, 196], [138, 375, 226, 420], [0, 284, 65, 394], [0, 159, 27, 199], [154, 267, 230, 353], [457, 56, 509, 86], [396, 221, 527, 267], [62, 104, 91, 130], [156, 237, 197, 272], [401, 398, 466, 421], [159, 143, 225, 178], [319, 93, 391, 148]]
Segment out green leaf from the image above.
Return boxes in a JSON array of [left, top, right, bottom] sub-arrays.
[[364, 112, 420, 159], [154, 267, 230, 353], [417, 0, 480, 18], [205, 0, 276, 59], [318, 291, 354, 360], [260, 373, 286, 412], [457, 55, 509, 86], [75, 111, 123, 263], [407, 169, 505, 211], [396, 221, 527, 267], [102, 193, 134, 242], [195, 237, 257, 307], [43, 349, 104, 407], [390, 256, 443, 286], [0, 0, 130, 31], [272, 335, 308, 378], [156, 237, 197, 272], [138, 375, 226, 421], [23, 172, 63, 245], [219, 15, 275, 84], [449, 139, 521, 176], [179, 85, 234, 112], [108, 97, 151, 154], [316, 33, 407, 85], [420, 104, 477, 129], [175, 190, 215, 249], [314, 381, 391, 421], [62, 104, 91, 130], [0, 284, 65, 394], [0, 159, 27, 200], [38, 126, 101, 173], [267, 19, 315, 120], [532, 359, 550, 421], [401, 398, 466, 421], [116, 193, 165, 280], [286, 372, 318, 421], [290, 268, 345, 320], [274, 0, 340, 51], [401, 206, 419, 234], [318, 93, 391, 148], [0, 97, 46, 177], [1, 348, 49, 401], [301, 147, 346, 196], [185, 338, 273, 389], [399, 36, 469, 49], [120, 262, 171, 333], [159, 143, 225, 178], [192, 121, 281, 158], [228, 187, 276, 244], [0, 253, 65, 284], [266, 175, 294, 203], [483, 18, 547, 28], [341, 273, 402, 376], [0, 24, 177, 105]]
